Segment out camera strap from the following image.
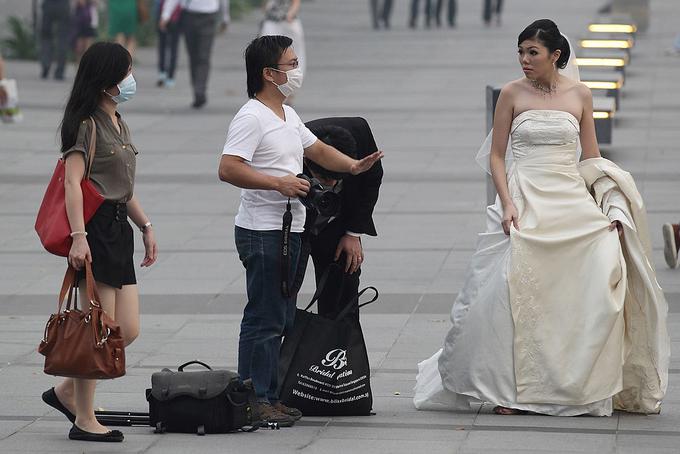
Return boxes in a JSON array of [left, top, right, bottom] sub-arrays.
[[289, 211, 315, 297], [280, 199, 293, 297]]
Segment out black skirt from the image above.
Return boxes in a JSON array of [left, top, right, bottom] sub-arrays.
[[80, 201, 136, 289]]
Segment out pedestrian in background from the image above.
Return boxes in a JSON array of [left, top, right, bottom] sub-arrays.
[[483, 0, 503, 26], [73, 0, 99, 63], [432, 0, 456, 27], [0, 55, 8, 106], [409, 0, 438, 28], [370, 0, 393, 29], [40, 0, 71, 80], [662, 222, 679, 268], [108, 0, 140, 58], [155, 0, 182, 87], [161, 0, 230, 108], [261, 1, 307, 78], [665, 34, 680, 56]]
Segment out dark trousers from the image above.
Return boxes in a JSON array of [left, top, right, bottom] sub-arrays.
[[369, 0, 393, 28], [40, 0, 70, 79], [310, 221, 360, 323], [158, 21, 181, 79], [433, 0, 457, 26], [235, 227, 302, 402], [410, 0, 448, 27], [483, 0, 503, 24], [181, 11, 217, 99]]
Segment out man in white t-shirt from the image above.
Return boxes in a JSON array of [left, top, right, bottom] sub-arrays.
[[218, 35, 382, 427]]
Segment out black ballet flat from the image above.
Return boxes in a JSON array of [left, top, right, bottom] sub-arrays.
[[68, 424, 124, 442], [42, 388, 75, 423]]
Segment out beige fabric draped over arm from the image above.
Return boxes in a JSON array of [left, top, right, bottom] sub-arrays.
[[579, 157, 670, 414]]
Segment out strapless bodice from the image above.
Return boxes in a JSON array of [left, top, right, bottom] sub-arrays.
[[510, 110, 580, 162]]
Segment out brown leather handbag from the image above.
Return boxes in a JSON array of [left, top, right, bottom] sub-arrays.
[[39, 263, 126, 379]]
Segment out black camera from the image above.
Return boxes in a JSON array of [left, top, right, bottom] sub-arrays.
[[296, 174, 341, 217]]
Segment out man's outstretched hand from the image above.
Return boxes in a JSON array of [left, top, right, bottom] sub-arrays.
[[350, 150, 384, 175]]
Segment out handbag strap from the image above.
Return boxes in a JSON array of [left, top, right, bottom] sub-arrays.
[[67, 283, 79, 312], [57, 265, 77, 313], [57, 262, 102, 312], [303, 262, 341, 312], [83, 261, 102, 306], [334, 286, 379, 322], [84, 117, 97, 180]]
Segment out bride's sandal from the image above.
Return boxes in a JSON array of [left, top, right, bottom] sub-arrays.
[[493, 406, 528, 415]]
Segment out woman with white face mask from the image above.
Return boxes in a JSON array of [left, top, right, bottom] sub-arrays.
[[260, 0, 307, 96], [41, 42, 158, 442]]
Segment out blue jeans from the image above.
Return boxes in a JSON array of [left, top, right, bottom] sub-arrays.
[[235, 226, 301, 402]]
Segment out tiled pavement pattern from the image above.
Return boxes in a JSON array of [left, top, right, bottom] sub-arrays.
[[1, 0, 679, 452]]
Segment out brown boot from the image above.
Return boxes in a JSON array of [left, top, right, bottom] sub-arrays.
[[253, 402, 295, 428], [273, 401, 303, 421], [662, 223, 679, 269]]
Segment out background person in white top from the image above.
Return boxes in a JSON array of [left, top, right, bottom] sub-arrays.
[[218, 35, 383, 427], [160, 0, 230, 108], [260, 0, 306, 83]]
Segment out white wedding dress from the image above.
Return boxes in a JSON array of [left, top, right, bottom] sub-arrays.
[[414, 110, 669, 416]]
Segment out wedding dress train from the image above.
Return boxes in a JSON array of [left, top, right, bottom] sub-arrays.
[[414, 110, 669, 416]]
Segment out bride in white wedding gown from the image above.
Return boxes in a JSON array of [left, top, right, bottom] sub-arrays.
[[414, 19, 669, 416]]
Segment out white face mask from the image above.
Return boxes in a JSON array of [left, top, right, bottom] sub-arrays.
[[270, 67, 303, 97], [105, 73, 137, 104]]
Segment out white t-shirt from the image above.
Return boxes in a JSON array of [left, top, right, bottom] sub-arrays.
[[222, 99, 317, 232]]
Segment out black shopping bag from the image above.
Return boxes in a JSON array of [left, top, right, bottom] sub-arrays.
[[278, 266, 379, 416]]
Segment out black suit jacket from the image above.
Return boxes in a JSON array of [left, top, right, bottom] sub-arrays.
[[304, 117, 383, 236]]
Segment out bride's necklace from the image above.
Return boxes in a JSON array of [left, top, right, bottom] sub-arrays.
[[529, 78, 558, 96]]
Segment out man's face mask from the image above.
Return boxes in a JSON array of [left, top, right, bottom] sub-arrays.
[[270, 67, 303, 98], [105, 73, 137, 104]]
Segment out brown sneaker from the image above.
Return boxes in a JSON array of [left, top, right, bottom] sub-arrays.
[[662, 223, 679, 269], [273, 401, 303, 421], [253, 402, 295, 428]]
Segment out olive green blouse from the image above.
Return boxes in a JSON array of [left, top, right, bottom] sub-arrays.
[[63, 108, 138, 203]]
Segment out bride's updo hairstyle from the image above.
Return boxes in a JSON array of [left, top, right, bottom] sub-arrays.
[[518, 19, 571, 69]]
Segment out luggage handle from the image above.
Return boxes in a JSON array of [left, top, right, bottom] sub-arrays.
[[178, 360, 213, 372], [334, 286, 379, 321]]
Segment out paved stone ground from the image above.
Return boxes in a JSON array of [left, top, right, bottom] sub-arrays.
[[1, 0, 679, 452]]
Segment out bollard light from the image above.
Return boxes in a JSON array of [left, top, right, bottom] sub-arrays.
[[593, 111, 611, 119], [588, 24, 637, 34], [583, 80, 621, 90], [576, 57, 626, 67], [579, 39, 633, 49]]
